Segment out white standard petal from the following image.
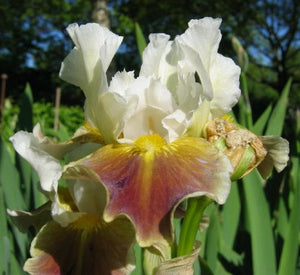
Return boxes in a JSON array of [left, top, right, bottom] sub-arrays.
[[141, 35, 185, 96], [162, 109, 189, 142], [109, 70, 135, 97], [140, 33, 170, 78], [122, 76, 150, 109], [144, 77, 176, 114], [69, 22, 123, 72], [175, 73, 201, 115], [209, 54, 241, 117], [182, 18, 221, 71], [121, 76, 178, 140], [59, 23, 123, 128], [9, 131, 62, 193], [59, 23, 123, 140], [85, 91, 137, 143], [123, 106, 169, 139], [177, 17, 222, 100]]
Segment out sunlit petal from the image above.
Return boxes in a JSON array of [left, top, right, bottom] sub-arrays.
[[178, 17, 222, 100], [9, 130, 62, 193], [32, 123, 79, 159], [109, 70, 136, 97], [209, 54, 241, 117], [85, 91, 136, 143], [140, 33, 171, 79], [145, 79, 176, 114], [175, 73, 201, 114], [59, 23, 123, 141], [60, 23, 122, 94], [123, 106, 168, 140]]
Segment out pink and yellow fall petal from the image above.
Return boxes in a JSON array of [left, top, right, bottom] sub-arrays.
[[24, 215, 135, 275], [70, 134, 232, 248]]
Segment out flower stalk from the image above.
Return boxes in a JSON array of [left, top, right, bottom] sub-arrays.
[[177, 196, 212, 257]]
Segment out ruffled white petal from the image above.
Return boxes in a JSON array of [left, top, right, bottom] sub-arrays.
[[32, 124, 78, 159], [59, 23, 123, 140], [209, 54, 241, 117], [119, 76, 178, 140], [140, 33, 171, 78], [177, 17, 222, 100], [60, 23, 123, 90], [59, 47, 90, 91], [123, 106, 168, 139], [59, 19, 241, 143], [162, 110, 189, 142], [144, 78, 176, 113], [85, 91, 137, 143], [175, 73, 201, 114], [109, 70, 135, 96], [121, 75, 150, 109], [185, 18, 221, 67], [9, 130, 62, 193]]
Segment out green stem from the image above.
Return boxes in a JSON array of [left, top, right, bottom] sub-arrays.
[[177, 196, 212, 257]]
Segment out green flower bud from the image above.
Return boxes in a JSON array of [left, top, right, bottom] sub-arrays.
[[206, 118, 267, 180]]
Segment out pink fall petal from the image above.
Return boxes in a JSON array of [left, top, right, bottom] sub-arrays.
[[74, 135, 232, 248]]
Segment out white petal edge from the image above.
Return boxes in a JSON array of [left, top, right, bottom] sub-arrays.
[[140, 33, 170, 78], [59, 23, 123, 133], [9, 131, 62, 193], [257, 136, 289, 178], [209, 54, 241, 117], [177, 17, 222, 100]]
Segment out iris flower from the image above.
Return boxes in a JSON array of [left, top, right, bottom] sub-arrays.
[[9, 17, 289, 274], [59, 17, 238, 251]]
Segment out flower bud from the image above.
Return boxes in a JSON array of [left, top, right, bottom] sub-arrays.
[[232, 36, 249, 72], [206, 118, 267, 180]]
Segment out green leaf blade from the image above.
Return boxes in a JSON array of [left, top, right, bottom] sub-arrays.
[[135, 22, 147, 58], [253, 104, 272, 136], [278, 156, 300, 275], [265, 79, 291, 136], [242, 170, 277, 275]]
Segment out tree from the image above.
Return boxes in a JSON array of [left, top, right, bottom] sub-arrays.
[[0, 0, 92, 102], [0, 0, 299, 110]]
